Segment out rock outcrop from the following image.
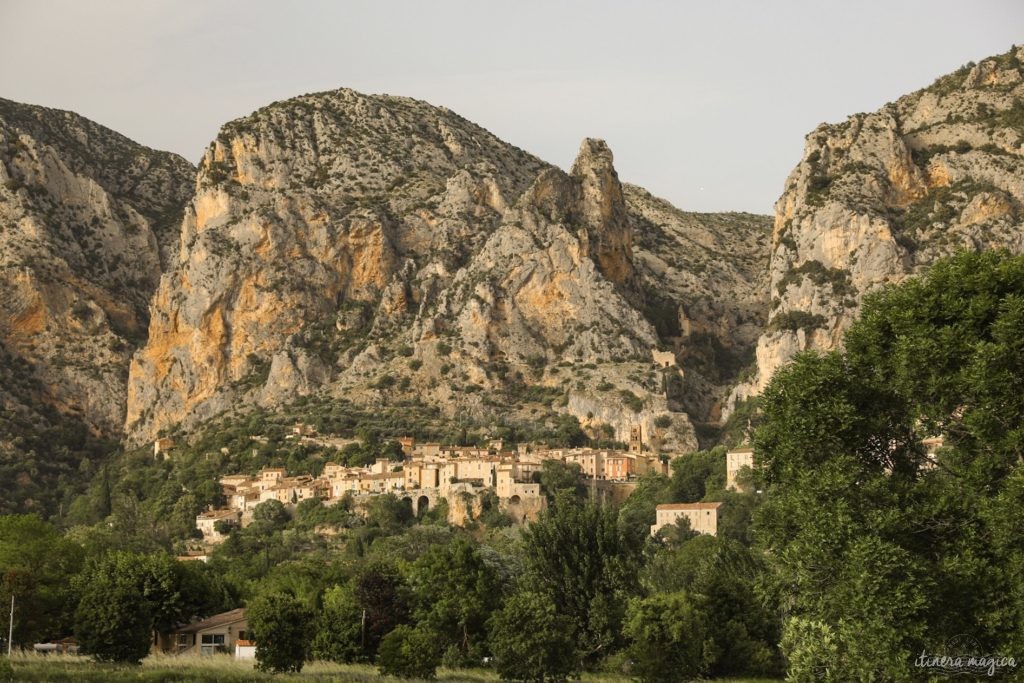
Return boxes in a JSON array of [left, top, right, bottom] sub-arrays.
[[0, 97, 194, 435], [728, 46, 1024, 412], [125, 89, 771, 451]]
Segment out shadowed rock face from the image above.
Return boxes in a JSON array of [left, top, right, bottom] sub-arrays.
[[124, 89, 771, 451], [0, 97, 194, 435], [571, 138, 634, 286], [727, 46, 1024, 414]]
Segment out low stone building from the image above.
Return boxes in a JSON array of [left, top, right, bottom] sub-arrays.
[[153, 437, 175, 459], [196, 508, 241, 543], [154, 608, 249, 656], [651, 502, 723, 536]]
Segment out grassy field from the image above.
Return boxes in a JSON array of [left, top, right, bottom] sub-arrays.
[[1, 652, 783, 682]]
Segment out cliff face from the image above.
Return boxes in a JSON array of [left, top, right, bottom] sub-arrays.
[[125, 89, 771, 450], [0, 98, 194, 435], [729, 47, 1024, 411]]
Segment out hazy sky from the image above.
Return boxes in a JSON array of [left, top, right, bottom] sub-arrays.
[[0, 1, 1020, 213]]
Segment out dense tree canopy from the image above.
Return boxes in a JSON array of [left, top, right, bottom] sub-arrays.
[[0, 515, 83, 648], [73, 551, 222, 663], [249, 592, 312, 673], [755, 251, 1024, 679]]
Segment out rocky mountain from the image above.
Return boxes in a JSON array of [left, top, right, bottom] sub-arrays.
[[728, 46, 1024, 412], [0, 98, 194, 514], [125, 88, 771, 450], [0, 98, 194, 436]]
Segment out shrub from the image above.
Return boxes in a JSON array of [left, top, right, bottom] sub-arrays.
[[250, 592, 312, 673], [435, 341, 452, 357], [768, 310, 827, 333], [488, 591, 577, 681], [376, 625, 441, 679], [654, 414, 672, 429], [775, 260, 855, 299], [780, 617, 840, 683], [619, 389, 644, 413]]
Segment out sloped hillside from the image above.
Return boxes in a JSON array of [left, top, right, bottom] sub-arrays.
[[730, 46, 1024, 412], [0, 98, 194, 513]]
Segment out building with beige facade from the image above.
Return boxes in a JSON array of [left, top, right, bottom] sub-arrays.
[[154, 608, 249, 656], [200, 432, 678, 538], [726, 447, 754, 491], [196, 508, 241, 543], [651, 502, 723, 536]]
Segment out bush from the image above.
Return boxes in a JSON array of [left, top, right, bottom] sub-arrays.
[[780, 617, 840, 683], [624, 592, 708, 682], [376, 625, 441, 679], [619, 389, 644, 413], [249, 592, 312, 673], [435, 341, 452, 357], [654, 414, 672, 429], [768, 310, 826, 333], [488, 590, 577, 681]]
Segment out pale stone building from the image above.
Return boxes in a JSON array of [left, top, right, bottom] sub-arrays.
[[153, 437, 176, 458], [651, 502, 723, 536], [154, 608, 249, 656], [196, 508, 241, 543], [726, 447, 754, 491]]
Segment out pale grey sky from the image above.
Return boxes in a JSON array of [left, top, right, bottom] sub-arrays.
[[0, 1, 1020, 213]]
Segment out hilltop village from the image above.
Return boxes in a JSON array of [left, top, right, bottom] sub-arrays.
[[182, 423, 757, 546]]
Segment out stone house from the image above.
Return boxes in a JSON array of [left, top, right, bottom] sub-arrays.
[[154, 608, 249, 656], [153, 437, 176, 459], [196, 508, 241, 543], [651, 502, 723, 536]]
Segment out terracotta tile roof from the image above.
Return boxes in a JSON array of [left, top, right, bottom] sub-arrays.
[[656, 502, 723, 511], [176, 608, 247, 634]]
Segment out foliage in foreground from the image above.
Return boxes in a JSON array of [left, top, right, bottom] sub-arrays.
[[756, 251, 1024, 680], [249, 592, 313, 673]]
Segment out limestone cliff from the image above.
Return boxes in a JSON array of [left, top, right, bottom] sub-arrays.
[[728, 47, 1024, 412], [0, 97, 194, 435], [126, 89, 771, 451]]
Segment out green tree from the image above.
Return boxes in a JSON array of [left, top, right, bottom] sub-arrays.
[[534, 459, 585, 503], [74, 575, 153, 664], [376, 624, 441, 679], [624, 591, 707, 682], [488, 590, 577, 682], [365, 493, 413, 533], [667, 446, 725, 502], [252, 499, 290, 529], [755, 252, 1024, 678], [74, 551, 205, 663], [521, 494, 639, 666], [315, 562, 412, 662], [0, 515, 83, 648], [640, 535, 779, 677], [249, 591, 312, 673], [311, 584, 363, 663], [617, 472, 670, 544], [410, 537, 502, 666]]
